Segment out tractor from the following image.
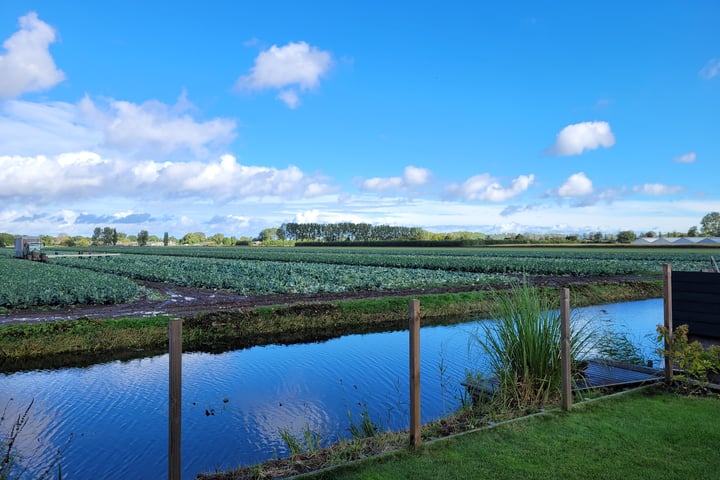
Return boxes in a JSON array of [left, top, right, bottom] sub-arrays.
[[14, 236, 48, 262]]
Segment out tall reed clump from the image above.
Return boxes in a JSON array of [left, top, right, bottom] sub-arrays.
[[471, 284, 597, 409]]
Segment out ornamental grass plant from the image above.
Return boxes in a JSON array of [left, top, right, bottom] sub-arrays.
[[471, 284, 598, 409]]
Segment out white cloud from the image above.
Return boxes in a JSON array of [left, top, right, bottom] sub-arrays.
[[79, 94, 236, 156], [403, 166, 431, 185], [699, 59, 720, 80], [673, 152, 696, 163], [362, 176, 403, 192], [0, 152, 112, 199], [295, 209, 320, 223], [137, 155, 337, 198], [633, 184, 684, 196], [0, 12, 65, 99], [113, 210, 136, 220], [0, 95, 236, 158], [446, 173, 535, 201], [4, 190, 719, 240], [0, 152, 336, 202], [277, 89, 301, 109], [360, 166, 432, 193], [227, 215, 251, 227], [558, 172, 593, 197], [546, 121, 615, 156], [236, 41, 333, 107], [0, 99, 102, 156]]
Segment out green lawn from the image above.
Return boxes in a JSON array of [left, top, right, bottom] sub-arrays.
[[306, 388, 720, 480]]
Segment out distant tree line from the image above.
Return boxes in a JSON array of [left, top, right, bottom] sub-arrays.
[[277, 222, 432, 242], [91, 227, 118, 245], [2, 211, 719, 249]]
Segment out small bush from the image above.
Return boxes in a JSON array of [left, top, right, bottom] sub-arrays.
[[657, 324, 720, 390]]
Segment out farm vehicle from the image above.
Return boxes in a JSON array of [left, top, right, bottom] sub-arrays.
[[14, 236, 48, 262]]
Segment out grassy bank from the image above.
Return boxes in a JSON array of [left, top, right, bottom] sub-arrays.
[[0, 279, 661, 371], [289, 387, 720, 480]]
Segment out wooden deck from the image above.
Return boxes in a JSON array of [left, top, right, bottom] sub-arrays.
[[573, 359, 661, 391], [462, 359, 662, 401]]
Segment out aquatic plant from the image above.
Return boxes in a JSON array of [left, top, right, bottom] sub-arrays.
[[1, 399, 66, 480], [278, 424, 322, 456], [470, 284, 598, 409]]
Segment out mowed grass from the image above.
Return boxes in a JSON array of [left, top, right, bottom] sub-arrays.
[[307, 389, 720, 480]]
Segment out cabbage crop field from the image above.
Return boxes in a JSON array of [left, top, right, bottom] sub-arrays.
[[0, 256, 140, 309], [3, 244, 719, 310], [63, 245, 720, 276], [50, 254, 510, 295]]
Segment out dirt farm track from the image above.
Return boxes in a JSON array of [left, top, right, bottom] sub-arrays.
[[0, 275, 659, 325]]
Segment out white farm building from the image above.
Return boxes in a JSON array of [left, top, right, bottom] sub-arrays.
[[631, 237, 720, 245]]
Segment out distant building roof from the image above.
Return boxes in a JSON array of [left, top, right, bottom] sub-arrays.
[[631, 237, 720, 245]]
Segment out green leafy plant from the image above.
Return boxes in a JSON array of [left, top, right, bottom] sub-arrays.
[[470, 284, 598, 409], [657, 324, 720, 389]]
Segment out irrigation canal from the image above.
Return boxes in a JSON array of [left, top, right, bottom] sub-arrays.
[[1, 299, 663, 479]]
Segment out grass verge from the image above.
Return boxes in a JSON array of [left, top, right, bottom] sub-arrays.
[[0, 280, 661, 372], [287, 387, 720, 480]]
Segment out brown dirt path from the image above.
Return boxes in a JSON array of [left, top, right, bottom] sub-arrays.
[[0, 275, 659, 325]]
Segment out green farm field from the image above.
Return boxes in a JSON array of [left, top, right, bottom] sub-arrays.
[[2, 245, 717, 312]]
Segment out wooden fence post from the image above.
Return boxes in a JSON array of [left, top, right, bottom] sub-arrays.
[[409, 299, 421, 449], [560, 288, 572, 411], [663, 264, 673, 385], [169, 318, 182, 480]]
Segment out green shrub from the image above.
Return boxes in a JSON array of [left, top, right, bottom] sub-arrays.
[[657, 324, 720, 389]]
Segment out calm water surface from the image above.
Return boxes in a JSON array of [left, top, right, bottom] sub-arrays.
[[0, 299, 662, 479]]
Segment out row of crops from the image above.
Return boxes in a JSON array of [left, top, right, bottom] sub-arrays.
[[0, 256, 140, 309], [50, 254, 511, 295], [62, 245, 720, 276], [4, 245, 717, 310]]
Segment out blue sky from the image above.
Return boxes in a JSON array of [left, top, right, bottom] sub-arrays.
[[1, 1, 718, 239]]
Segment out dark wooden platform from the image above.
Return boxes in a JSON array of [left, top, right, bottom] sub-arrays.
[[462, 359, 662, 401], [573, 359, 661, 390]]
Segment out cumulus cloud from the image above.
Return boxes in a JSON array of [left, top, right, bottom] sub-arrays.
[[673, 152, 696, 163], [360, 166, 432, 193], [0, 152, 336, 202], [1, 94, 236, 158], [0, 151, 113, 199], [236, 41, 333, 107], [445, 173, 535, 202], [633, 184, 684, 196], [79, 93, 236, 156], [0, 12, 65, 99], [558, 172, 593, 197], [132, 154, 337, 199], [546, 121, 615, 156], [699, 59, 720, 80], [403, 166, 431, 185], [295, 209, 320, 223]]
